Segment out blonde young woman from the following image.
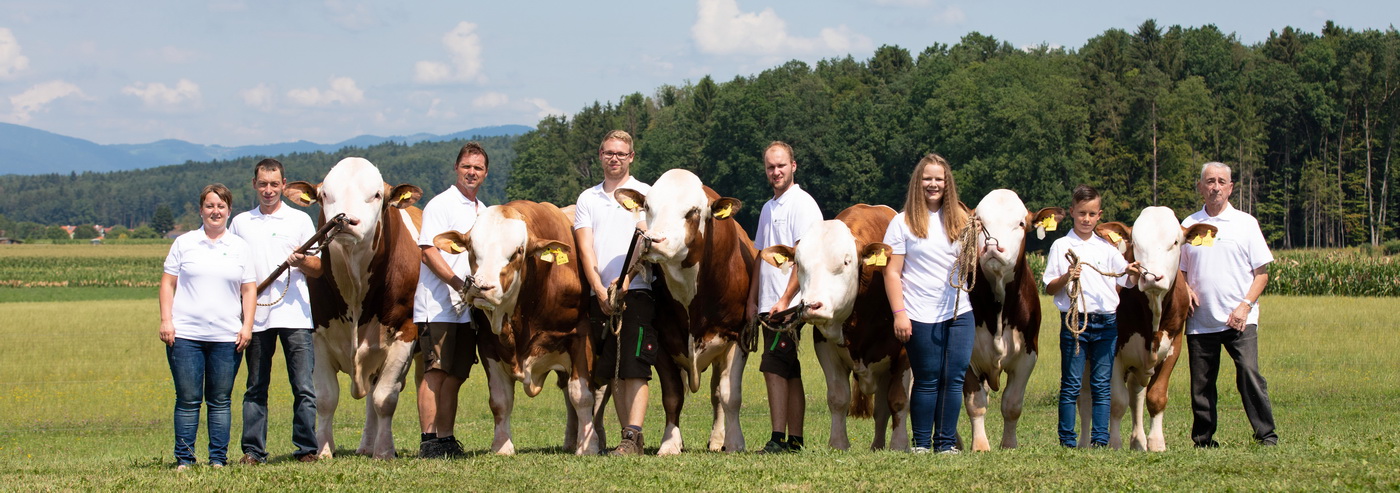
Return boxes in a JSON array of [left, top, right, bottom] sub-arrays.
[[882, 154, 975, 454]]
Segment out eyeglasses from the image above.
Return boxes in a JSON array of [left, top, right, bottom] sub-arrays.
[[600, 151, 632, 160]]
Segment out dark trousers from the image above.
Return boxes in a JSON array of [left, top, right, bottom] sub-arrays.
[[241, 328, 317, 459], [1187, 324, 1278, 446]]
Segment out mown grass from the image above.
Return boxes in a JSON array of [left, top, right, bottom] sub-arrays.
[[0, 294, 1396, 490]]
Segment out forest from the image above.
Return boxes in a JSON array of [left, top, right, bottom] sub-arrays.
[[2, 21, 1397, 248]]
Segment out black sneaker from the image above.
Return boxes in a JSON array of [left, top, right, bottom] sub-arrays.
[[420, 438, 444, 458], [759, 439, 788, 454], [440, 436, 466, 458]]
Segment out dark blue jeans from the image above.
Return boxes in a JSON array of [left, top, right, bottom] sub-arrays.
[[1057, 312, 1117, 447], [241, 328, 317, 460], [167, 338, 241, 466], [906, 313, 976, 451]]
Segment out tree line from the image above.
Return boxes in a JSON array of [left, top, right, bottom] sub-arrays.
[[508, 21, 1399, 248]]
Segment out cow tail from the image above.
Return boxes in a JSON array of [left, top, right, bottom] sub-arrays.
[[849, 376, 874, 419]]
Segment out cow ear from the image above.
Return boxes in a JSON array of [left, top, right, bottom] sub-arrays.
[[711, 197, 742, 220], [1096, 222, 1132, 255], [860, 242, 892, 268], [558, 204, 577, 225], [1030, 207, 1066, 240], [433, 231, 471, 255], [615, 189, 646, 212], [529, 239, 572, 266], [759, 245, 796, 273], [389, 184, 423, 209], [285, 181, 319, 206], [1183, 223, 1218, 247]]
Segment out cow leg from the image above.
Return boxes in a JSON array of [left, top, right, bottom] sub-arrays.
[[566, 374, 598, 455], [1145, 336, 1183, 452], [485, 358, 517, 455], [709, 343, 746, 453], [870, 366, 894, 451], [312, 335, 340, 459], [1077, 357, 1092, 449], [563, 372, 578, 452], [655, 353, 686, 455], [998, 352, 1035, 449], [814, 340, 851, 451], [889, 367, 912, 451], [359, 390, 378, 456], [963, 370, 991, 452], [1108, 357, 1127, 450], [590, 383, 612, 453], [364, 339, 414, 459], [1128, 379, 1148, 451]]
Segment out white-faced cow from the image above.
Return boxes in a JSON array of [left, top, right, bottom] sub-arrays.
[[1097, 207, 1216, 451], [964, 189, 1064, 451], [615, 168, 754, 454], [431, 200, 599, 455], [758, 204, 912, 451], [284, 157, 423, 459]]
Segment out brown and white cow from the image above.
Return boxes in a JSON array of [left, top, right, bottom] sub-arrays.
[[758, 204, 912, 451], [284, 157, 423, 459], [964, 189, 1064, 451], [431, 200, 597, 455], [615, 168, 754, 454], [1097, 207, 1216, 451]]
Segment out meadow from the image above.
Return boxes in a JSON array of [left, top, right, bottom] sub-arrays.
[[1, 245, 1398, 490]]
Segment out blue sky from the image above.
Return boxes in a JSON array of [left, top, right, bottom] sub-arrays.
[[0, 0, 1394, 146]]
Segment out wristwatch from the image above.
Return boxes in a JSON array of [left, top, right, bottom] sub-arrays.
[[1244, 299, 1258, 309]]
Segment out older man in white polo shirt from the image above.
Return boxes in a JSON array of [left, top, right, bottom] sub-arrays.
[[1180, 161, 1279, 447], [229, 158, 322, 464]]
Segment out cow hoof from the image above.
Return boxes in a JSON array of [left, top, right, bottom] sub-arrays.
[[1147, 438, 1166, 452], [657, 443, 683, 456], [493, 442, 516, 456], [972, 439, 991, 452]]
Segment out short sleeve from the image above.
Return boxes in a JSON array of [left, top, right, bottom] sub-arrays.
[[754, 208, 770, 250], [1106, 244, 1132, 287], [1246, 220, 1273, 270], [884, 215, 908, 255], [163, 240, 181, 276], [572, 191, 593, 231], [418, 201, 451, 247], [1041, 240, 1067, 287], [239, 245, 257, 284], [793, 200, 824, 244]]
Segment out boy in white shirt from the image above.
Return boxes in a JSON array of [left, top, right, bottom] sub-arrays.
[[1043, 185, 1138, 448]]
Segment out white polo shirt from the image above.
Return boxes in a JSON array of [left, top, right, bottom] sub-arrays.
[[883, 210, 973, 324], [1181, 203, 1273, 335], [573, 176, 651, 293], [414, 186, 484, 324], [230, 202, 316, 331], [754, 183, 823, 310], [163, 228, 256, 343], [1042, 230, 1130, 314]]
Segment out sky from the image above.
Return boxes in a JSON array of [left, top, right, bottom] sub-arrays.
[[0, 0, 1395, 147]]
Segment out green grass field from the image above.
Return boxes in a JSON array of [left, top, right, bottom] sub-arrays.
[[1, 290, 1397, 490]]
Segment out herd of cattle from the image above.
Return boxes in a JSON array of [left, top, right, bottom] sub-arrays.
[[282, 157, 1216, 458]]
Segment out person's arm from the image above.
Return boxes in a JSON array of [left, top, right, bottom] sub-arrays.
[[574, 226, 612, 316], [421, 245, 466, 292], [159, 273, 177, 346], [290, 252, 323, 278], [1227, 265, 1269, 331], [745, 258, 762, 322], [1045, 265, 1077, 297], [237, 282, 255, 351], [883, 254, 910, 342], [769, 266, 801, 319]]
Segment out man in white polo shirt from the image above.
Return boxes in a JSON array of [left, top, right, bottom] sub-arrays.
[[1180, 161, 1279, 447], [415, 142, 488, 458], [746, 141, 823, 454], [229, 158, 322, 464], [574, 130, 656, 456]]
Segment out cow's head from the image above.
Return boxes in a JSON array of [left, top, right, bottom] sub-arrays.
[[615, 168, 741, 269], [285, 157, 421, 246], [1098, 207, 1217, 296], [432, 205, 570, 335], [759, 220, 890, 343], [973, 189, 1063, 296]]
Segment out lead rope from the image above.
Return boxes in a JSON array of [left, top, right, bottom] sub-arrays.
[[257, 219, 346, 307], [1063, 248, 1130, 355], [947, 216, 988, 321]]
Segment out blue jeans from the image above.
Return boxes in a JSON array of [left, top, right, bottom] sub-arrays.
[[906, 313, 975, 451], [241, 329, 317, 460], [1058, 312, 1117, 447], [167, 338, 242, 466]]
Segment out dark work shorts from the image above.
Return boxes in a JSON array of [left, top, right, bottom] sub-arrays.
[[592, 290, 658, 382], [759, 322, 802, 380], [419, 321, 478, 380]]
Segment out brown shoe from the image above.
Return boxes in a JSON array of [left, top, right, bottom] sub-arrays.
[[297, 454, 319, 463], [610, 427, 645, 456], [238, 455, 263, 465]]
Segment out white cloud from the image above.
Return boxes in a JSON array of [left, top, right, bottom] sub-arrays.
[[691, 0, 872, 56], [425, 98, 456, 119], [522, 97, 563, 119], [930, 5, 965, 25], [240, 83, 275, 111], [414, 21, 485, 84], [0, 28, 31, 79], [7, 80, 83, 123], [121, 78, 202, 109], [324, 0, 380, 30], [472, 91, 508, 108], [286, 76, 364, 106]]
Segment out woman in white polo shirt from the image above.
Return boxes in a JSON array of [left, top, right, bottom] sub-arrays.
[[158, 184, 255, 470], [882, 153, 975, 454]]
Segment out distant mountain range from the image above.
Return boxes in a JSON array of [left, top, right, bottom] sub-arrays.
[[0, 123, 534, 175]]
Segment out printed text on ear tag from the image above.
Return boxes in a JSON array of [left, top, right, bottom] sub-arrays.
[[865, 249, 888, 267]]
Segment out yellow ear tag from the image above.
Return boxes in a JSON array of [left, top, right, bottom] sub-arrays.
[[714, 204, 733, 219], [299, 192, 313, 203], [622, 198, 639, 211], [1191, 230, 1216, 247], [865, 249, 888, 267], [772, 253, 788, 266], [399, 190, 412, 202], [540, 248, 568, 265], [538, 251, 554, 263], [1040, 216, 1058, 232], [450, 243, 464, 254], [1106, 231, 1123, 245]]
